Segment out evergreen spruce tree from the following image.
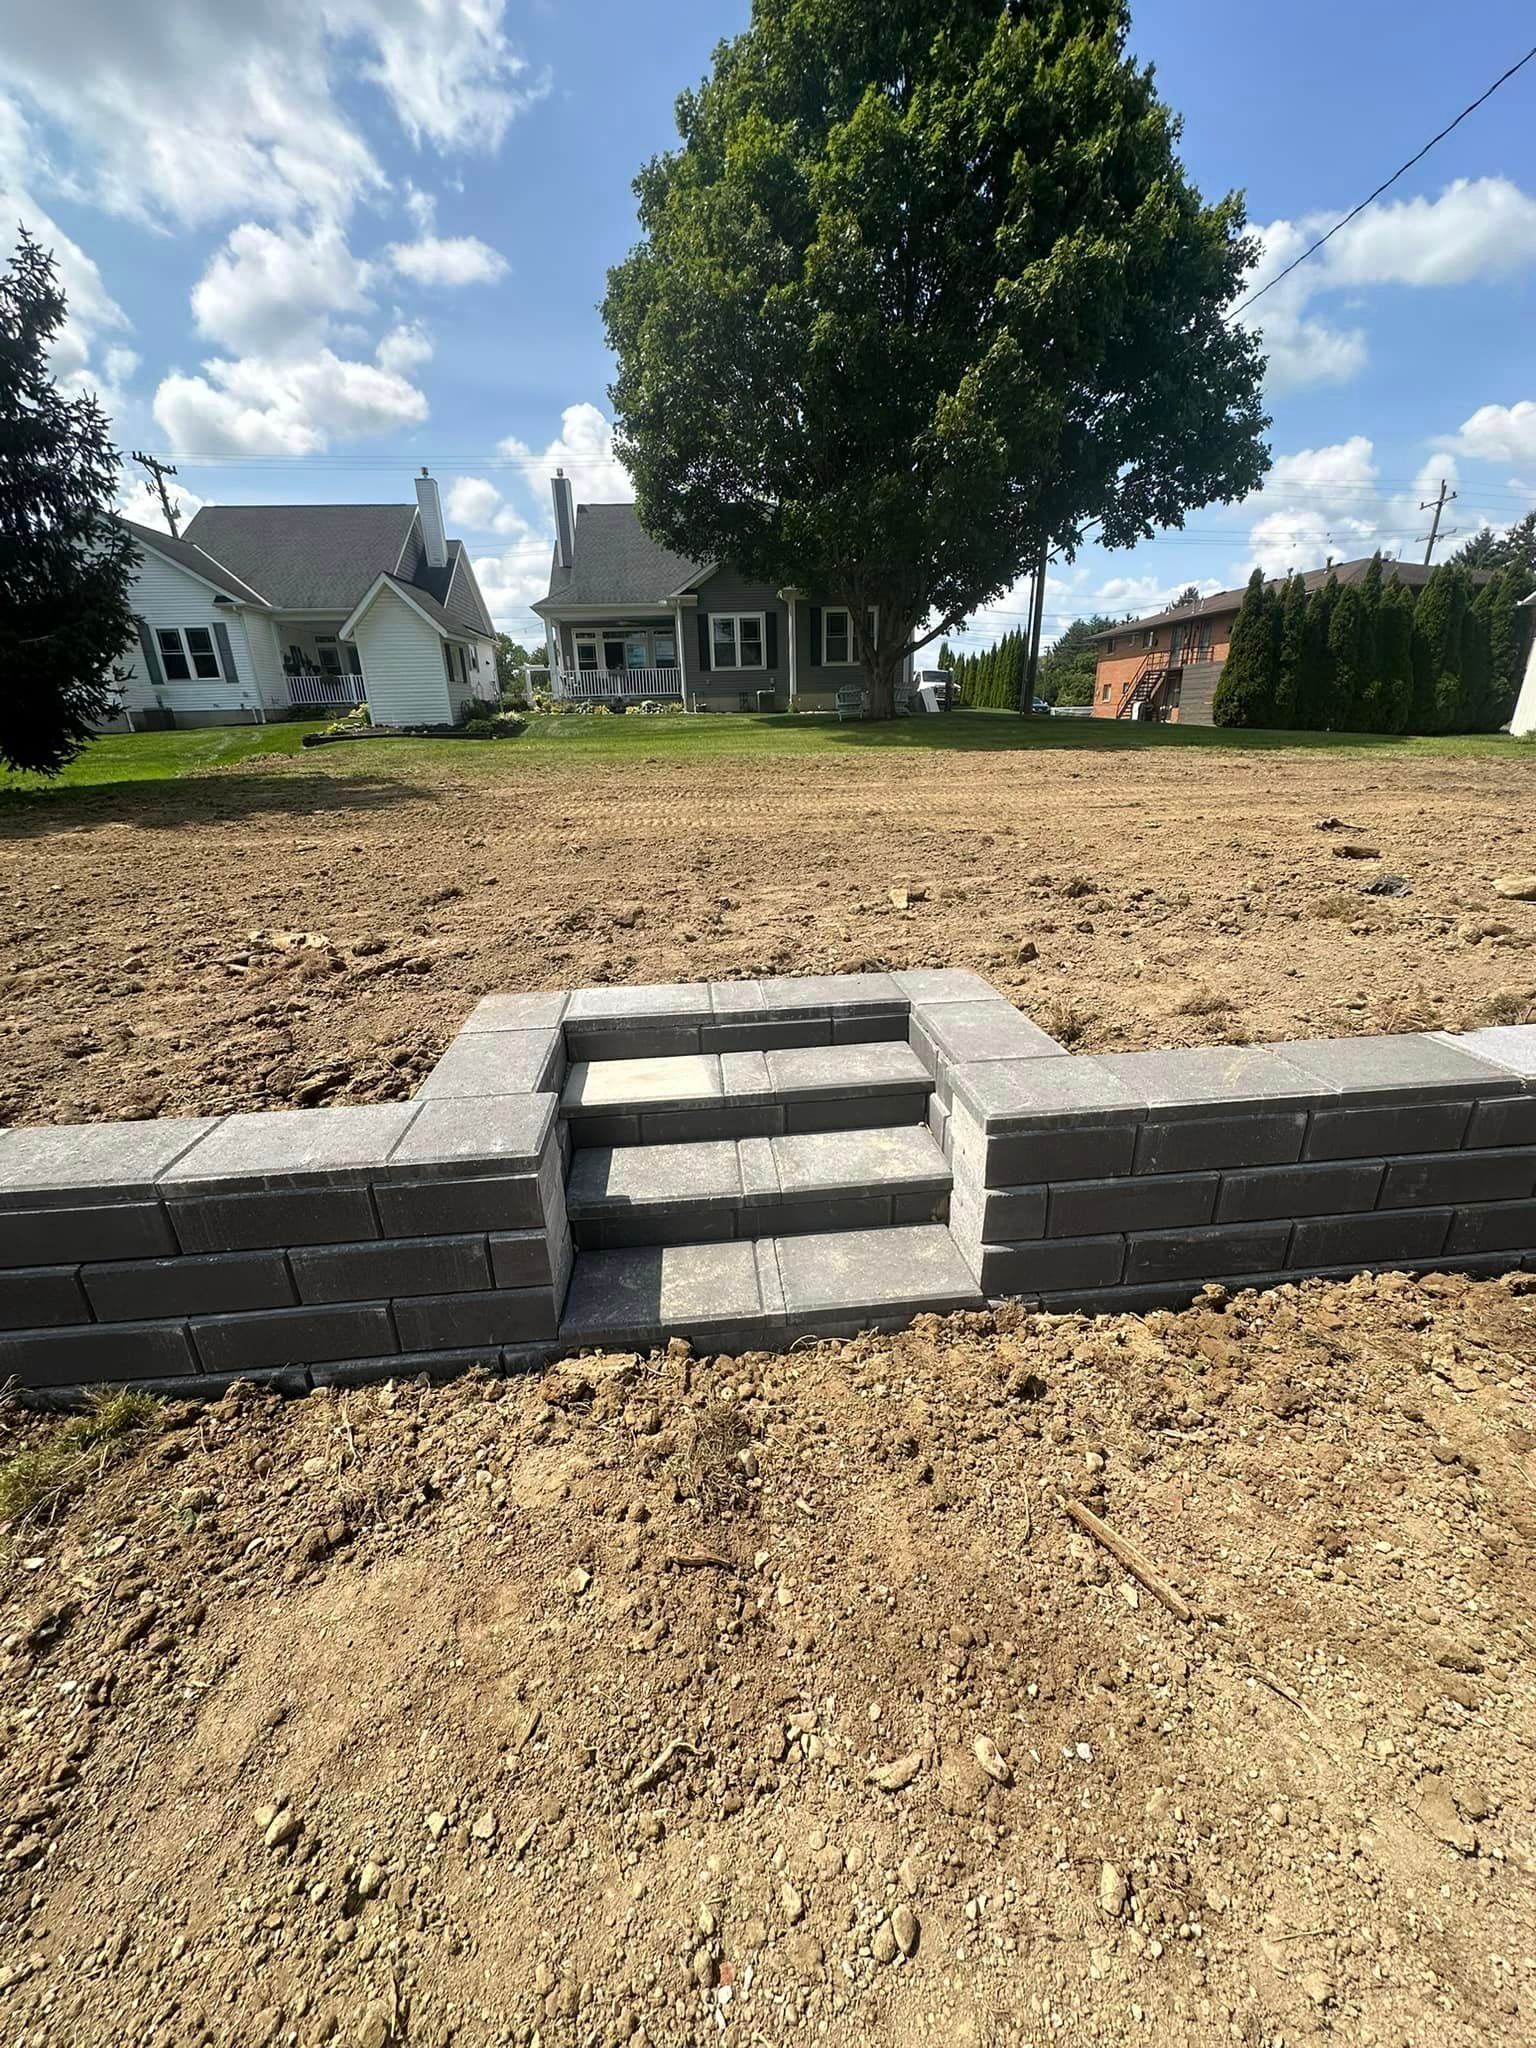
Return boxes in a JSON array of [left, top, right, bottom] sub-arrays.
[[1327, 583, 1369, 733], [936, 638, 955, 673], [1412, 566, 1466, 734], [1458, 589, 1491, 733], [1296, 577, 1338, 729], [1355, 554, 1386, 730], [1375, 578, 1416, 734], [0, 230, 138, 774], [1212, 569, 1278, 725], [1274, 573, 1308, 727]]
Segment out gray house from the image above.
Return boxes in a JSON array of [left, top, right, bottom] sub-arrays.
[[532, 472, 908, 711]]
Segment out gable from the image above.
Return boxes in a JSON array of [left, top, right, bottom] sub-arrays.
[[541, 502, 709, 610], [183, 504, 421, 610]]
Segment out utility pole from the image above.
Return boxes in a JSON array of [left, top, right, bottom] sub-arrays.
[[131, 451, 181, 537], [1419, 478, 1458, 565], [1016, 541, 1049, 715]]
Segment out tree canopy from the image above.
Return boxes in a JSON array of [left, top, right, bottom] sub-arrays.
[[1450, 512, 1536, 578], [0, 231, 137, 774], [603, 0, 1270, 716]]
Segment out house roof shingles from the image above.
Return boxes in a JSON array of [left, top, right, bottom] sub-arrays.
[[182, 504, 420, 612], [119, 516, 269, 603], [1088, 556, 1495, 644], [536, 502, 708, 613]]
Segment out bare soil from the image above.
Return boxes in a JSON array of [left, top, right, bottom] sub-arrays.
[[2, 742, 1534, 1126], [1, 1269, 1533, 2045]]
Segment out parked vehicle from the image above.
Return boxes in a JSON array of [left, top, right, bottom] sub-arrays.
[[1032, 697, 1053, 716]]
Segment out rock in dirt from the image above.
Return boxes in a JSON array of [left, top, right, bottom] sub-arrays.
[[891, 1903, 919, 1957], [1492, 875, 1536, 900], [1361, 874, 1412, 897], [1099, 1862, 1129, 1916], [1418, 1778, 1477, 1856], [972, 1735, 1012, 1785], [868, 1751, 924, 1792], [872, 1919, 899, 1965]]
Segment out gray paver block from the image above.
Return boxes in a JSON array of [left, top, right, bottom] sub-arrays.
[[1270, 1031, 1520, 1102], [1098, 1045, 1330, 1118], [738, 1137, 779, 1204], [566, 1023, 702, 1062], [640, 1105, 786, 1143], [312, 1348, 510, 1389], [784, 1092, 929, 1135], [701, 1018, 830, 1053], [0, 1117, 220, 1211], [974, 1235, 1125, 1295], [948, 1056, 1145, 1132], [460, 992, 569, 1034], [170, 1186, 378, 1253], [833, 1012, 909, 1045], [1380, 1148, 1536, 1209], [374, 1173, 541, 1238], [566, 1141, 741, 1216], [1048, 1172, 1217, 1238], [771, 1125, 948, 1196], [1433, 1025, 1536, 1078], [1124, 1222, 1293, 1284], [563, 1053, 721, 1114], [1216, 1160, 1383, 1224], [0, 1201, 176, 1270], [1133, 1114, 1307, 1176], [192, 1302, 396, 1374], [490, 1230, 557, 1289], [952, 1105, 1139, 1187], [393, 1289, 557, 1350], [765, 1042, 928, 1099], [893, 968, 1000, 1005], [1304, 1101, 1471, 1160], [1466, 1097, 1536, 1148], [561, 1240, 766, 1341], [1290, 1209, 1452, 1268], [386, 1093, 555, 1176], [0, 1267, 88, 1331], [950, 1179, 1047, 1243], [566, 981, 712, 1023], [775, 1223, 982, 1315], [578, 1207, 738, 1251], [771, 1194, 894, 1237], [919, 1001, 1063, 1065], [718, 1050, 774, 1098], [291, 1235, 490, 1304], [416, 1028, 563, 1102], [1444, 1200, 1536, 1254], [0, 1319, 198, 1387], [84, 1250, 295, 1322], [754, 973, 906, 1015], [754, 1239, 786, 1319], [163, 1105, 417, 1191]]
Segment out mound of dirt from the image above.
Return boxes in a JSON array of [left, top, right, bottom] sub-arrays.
[[1, 1269, 1533, 2046]]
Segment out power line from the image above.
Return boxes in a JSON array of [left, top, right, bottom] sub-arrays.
[[1233, 40, 1536, 317]]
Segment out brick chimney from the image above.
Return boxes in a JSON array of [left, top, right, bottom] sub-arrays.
[[415, 466, 447, 569]]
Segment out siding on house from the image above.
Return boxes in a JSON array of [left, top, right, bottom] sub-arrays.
[[352, 588, 454, 726], [118, 549, 270, 726], [1091, 618, 1235, 723], [686, 572, 879, 708]]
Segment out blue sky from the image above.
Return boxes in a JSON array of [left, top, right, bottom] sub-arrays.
[[3, 0, 1534, 650]]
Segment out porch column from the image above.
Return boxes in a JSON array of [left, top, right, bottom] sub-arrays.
[[779, 588, 801, 702], [674, 598, 692, 712]]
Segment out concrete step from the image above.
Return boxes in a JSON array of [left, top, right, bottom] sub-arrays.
[[558, 1223, 984, 1352], [559, 1042, 933, 1145], [566, 1124, 951, 1249]]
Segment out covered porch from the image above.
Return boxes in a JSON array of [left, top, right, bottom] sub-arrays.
[[273, 618, 367, 708], [548, 616, 684, 702]]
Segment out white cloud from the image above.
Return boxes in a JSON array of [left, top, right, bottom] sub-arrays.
[[192, 220, 375, 357], [153, 347, 428, 457], [1241, 178, 1536, 392], [499, 402, 633, 503], [388, 234, 507, 287], [0, 1, 543, 229], [117, 475, 206, 532], [376, 321, 433, 375], [1448, 400, 1536, 466], [473, 530, 556, 630]]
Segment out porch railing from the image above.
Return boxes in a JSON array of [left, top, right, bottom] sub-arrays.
[[287, 670, 367, 707], [554, 667, 684, 701]]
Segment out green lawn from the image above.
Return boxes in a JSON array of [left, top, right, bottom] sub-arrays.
[[1, 707, 1529, 802]]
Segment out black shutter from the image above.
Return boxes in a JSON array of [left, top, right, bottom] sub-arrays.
[[696, 611, 710, 671], [210, 620, 236, 683], [765, 610, 778, 669], [867, 607, 878, 651], [135, 618, 165, 686], [808, 605, 822, 667]]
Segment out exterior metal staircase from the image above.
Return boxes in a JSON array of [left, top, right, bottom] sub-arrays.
[[1116, 652, 1179, 719]]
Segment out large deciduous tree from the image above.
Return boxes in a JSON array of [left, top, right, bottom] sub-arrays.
[[0, 231, 136, 774], [603, 0, 1270, 718]]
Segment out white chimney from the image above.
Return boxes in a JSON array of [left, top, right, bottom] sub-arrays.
[[415, 466, 447, 570], [551, 468, 575, 570]]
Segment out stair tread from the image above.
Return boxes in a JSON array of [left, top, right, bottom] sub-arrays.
[[567, 1125, 949, 1217], [561, 1040, 930, 1119], [559, 1224, 982, 1345]]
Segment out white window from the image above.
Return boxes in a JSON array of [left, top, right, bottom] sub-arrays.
[[574, 630, 599, 671], [822, 606, 853, 665], [155, 625, 222, 682], [711, 613, 765, 670], [654, 629, 677, 669]]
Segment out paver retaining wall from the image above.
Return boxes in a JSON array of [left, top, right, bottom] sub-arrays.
[[1, 969, 1533, 1402]]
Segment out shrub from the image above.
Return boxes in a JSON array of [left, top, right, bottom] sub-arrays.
[[322, 702, 370, 737]]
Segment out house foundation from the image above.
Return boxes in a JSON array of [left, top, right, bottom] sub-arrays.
[[3, 976, 1534, 1403]]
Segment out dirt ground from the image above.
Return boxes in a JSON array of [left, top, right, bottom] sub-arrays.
[[0, 1268, 1532, 2046], [2, 740, 1534, 1126]]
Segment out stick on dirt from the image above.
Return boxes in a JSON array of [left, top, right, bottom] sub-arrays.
[[1059, 1495, 1196, 1622]]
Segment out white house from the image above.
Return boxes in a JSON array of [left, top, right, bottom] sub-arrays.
[[1514, 592, 1536, 740], [115, 470, 499, 729]]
